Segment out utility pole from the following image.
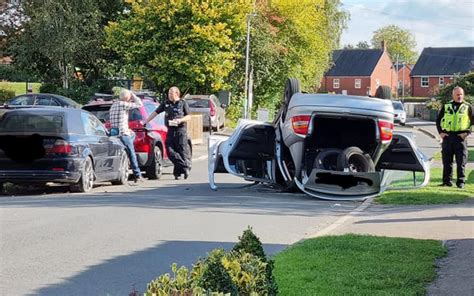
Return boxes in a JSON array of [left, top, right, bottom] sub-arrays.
[[243, 13, 256, 119], [402, 61, 405, 103], [395, 55, 399, 99]]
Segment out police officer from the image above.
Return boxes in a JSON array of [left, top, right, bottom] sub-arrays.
[[143, 86, 192, 180], [436, 86, 473, 189]]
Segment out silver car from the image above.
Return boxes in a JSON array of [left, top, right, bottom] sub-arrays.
[[208, 78, 430, 201], [392, 101, 406, 125], [184, 94, 226, 131]]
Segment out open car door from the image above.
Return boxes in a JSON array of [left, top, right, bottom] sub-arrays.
[[208, 120, 276, 190], [377, 132, 430, 190]]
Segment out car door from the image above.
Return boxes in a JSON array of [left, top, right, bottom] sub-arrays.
[[376, 132, 430, 190], [209, 120, 276, 190], [81, 112, 110, 180]]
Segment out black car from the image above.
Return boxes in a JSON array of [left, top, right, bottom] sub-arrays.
[[4, 93, 82, 108], [0, 107, 129, 193]]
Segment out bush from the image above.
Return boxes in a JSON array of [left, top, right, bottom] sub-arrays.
[[194, 249, 238, 295], [0, 64, 39, 82], [425, 99, 443, 111], [438, 72, 474, 104], [39, 80, 98, 105], [0, 88, 15, 104]]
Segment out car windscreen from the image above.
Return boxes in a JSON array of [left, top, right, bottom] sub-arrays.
[[392, 102, 404, 110], [0, 112, 66, 133], [8, 96, 34, 105], [186, 98, 210, 108]]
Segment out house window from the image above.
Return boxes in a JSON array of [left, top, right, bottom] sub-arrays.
[[333, 79, 340, 89], [439, 77, 445, 86], [354, 79, 361, 89], [376, 79, 380, 86], [421, 77, 429, 87]]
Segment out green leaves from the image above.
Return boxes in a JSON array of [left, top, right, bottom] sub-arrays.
[[371, 25, 418, 64]]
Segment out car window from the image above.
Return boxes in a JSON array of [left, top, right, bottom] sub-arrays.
[[186, 98, 210, 108], [129, 108, 143, 121], [49, 98, 61, 106], [8, 96, 35, 106], [35, 96, 52, 106], [81, 112, 107, 136], [56, 95, 81, 108], [392, 102, 404, 111], [0, 112, 64, 133], [144, 103, 165, 125]]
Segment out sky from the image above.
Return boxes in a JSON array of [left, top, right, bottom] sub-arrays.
[[340, 0, 474, 54]]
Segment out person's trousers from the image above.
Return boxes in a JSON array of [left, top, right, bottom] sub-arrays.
[[119, 133, 141, 177], [442, 134, 468, 185], [166, 128, 191, 176]]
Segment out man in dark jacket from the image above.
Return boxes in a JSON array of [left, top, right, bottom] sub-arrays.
[[436, 86, 473, 188], [143, 86, 192, 179]]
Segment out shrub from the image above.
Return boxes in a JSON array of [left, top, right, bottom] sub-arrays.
[[425, 99, 443, 111], [0, 64, 39, 82], [0, 88, 15, 104], [39, 80, 97, 105], [145, 263, 204, 296], [438, 72, 474, 104], [194, 249, 238, 295]]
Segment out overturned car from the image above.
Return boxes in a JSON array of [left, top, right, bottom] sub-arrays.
[[208, 78, 430, 201]]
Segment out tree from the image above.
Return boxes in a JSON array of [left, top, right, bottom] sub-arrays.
[[105, 0, 251, 94], [7, 0, 127, 87], [371, 25, 418, 64], [343, 41, 370, 49]]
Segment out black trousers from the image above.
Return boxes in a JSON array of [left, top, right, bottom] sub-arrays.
[[442, 134, 468, 185], [166, 128, 191, 176]]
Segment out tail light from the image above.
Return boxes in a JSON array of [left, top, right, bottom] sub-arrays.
[[134, 131, 150, 153], [291, 115, 311, 136], [378, 120, 394, 142], [47, 140, 72, 154], [210, 101, 216, 117]]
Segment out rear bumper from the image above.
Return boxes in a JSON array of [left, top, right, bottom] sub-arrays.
[[0, 170, 81, 183]]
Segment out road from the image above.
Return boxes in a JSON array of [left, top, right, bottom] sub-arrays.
[[0, 126, 439, 295]]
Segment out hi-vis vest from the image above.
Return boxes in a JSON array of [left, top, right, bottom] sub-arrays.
[[440, 102, 471, 132]]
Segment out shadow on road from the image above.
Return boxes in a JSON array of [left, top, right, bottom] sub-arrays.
[[31, 240, 287, 296]]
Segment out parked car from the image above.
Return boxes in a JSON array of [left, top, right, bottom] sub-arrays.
[[4, 93, 82, 108], [208, 78, 430, 201], [184, 94, 226, 131], [392, 100, 406, 125], [82, 97, 192, 179], [0, 107, 129, 193]]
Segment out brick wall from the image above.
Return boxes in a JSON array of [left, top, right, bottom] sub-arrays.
[[371, 50, 397, 96], [323, 76, 371, 96], [411, 76, 454, 97]]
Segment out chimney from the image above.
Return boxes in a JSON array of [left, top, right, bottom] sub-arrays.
[[381, 40, 387, 52]]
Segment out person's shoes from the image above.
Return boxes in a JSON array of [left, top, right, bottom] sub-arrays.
[[174, 175, 181, 180], [134, 175, 145, 183], [439, 182, 453, 187], [457, 183, 465, 189], [183, 168, 190, 180]]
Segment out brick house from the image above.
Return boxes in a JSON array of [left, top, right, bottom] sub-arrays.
[[321, 43, 396, 96], [410, 47, 474, 97]]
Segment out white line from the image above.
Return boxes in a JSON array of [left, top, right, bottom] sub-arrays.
[[307, 197, 374, 238]]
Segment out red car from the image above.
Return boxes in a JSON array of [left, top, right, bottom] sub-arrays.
[[82, 97, 192, 179]]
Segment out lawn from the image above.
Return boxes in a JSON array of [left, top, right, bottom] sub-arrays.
[[0, 81, 41, 95], [273, 234, 446, 296], [376, 168, 473, 205]]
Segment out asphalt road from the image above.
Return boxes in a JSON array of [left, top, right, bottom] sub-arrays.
[[0, 126, 440, 295]]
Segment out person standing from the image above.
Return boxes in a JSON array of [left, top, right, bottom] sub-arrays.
[[436, 86, 473, 188], [110, 89, 144, 183], [143, 86, 191, 179]]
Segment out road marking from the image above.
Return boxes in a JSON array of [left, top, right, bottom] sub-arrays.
[[306, 197, 374, 238]]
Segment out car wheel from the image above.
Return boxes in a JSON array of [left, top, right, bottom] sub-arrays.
[[70, 157, 94, 193], [337, 146, 375, 173], [111, 152, 129, 185], [400, 122, 406, 126], [282, 78, 301, 121], [313, 149, 342, 171], [146, 146, 163, 180], [0, 182, 3, 194]]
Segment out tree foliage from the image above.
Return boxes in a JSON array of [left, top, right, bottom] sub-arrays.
[[438, 72, 474, 104], [371, 25, 418, 64], [105, 0, 251, 94]]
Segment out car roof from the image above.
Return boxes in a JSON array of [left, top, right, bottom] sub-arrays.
[[184, 94, 212, 100]]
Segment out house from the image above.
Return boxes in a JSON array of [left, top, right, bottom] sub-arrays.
[[394, 63, 413, 96], [321, 42, 397, 96], [410, 47, 474, 97]]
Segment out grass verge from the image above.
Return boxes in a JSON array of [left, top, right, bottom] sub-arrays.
[[273, 234, 446, 296], [433, 148, 474, 162], [376, 168, 473, 205], [0, 81, 41, 95]]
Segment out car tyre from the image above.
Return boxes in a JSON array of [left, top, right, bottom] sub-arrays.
[[70, 157, 94, 193], [146, 146, 163, 180], [337, 146, 375, 173], [313, 149, 342, 171], [282, 78, 301, 121], [111, 151, 129, 185]]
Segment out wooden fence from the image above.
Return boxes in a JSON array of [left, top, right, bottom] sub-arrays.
[[188, 114, 203, 144]]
